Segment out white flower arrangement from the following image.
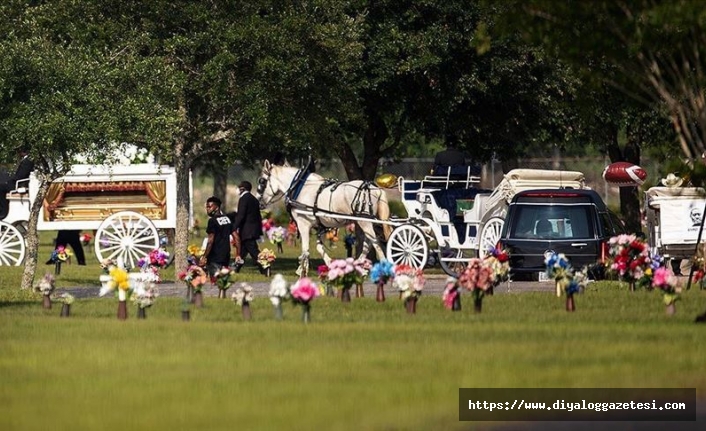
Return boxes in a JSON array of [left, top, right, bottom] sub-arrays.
[[231, 283, 254, 306], [393, 272, 424, 300], [34, 273, 55, 296], [57, 292, 75, 305], [131, 283, 159, 309], [268, 274, 290, 306]]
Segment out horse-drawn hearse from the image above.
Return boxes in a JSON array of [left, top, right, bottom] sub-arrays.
[[644, 184, 706, 265], [389, 167, 588, 276], [256, 159, 587, 278], [0, 162, 188, 268]]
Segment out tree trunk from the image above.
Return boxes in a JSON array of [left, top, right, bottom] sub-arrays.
[[606, 122, 642, 234], [21, 180, 50, 290], [212, 165, 228, 209], [174, 138, 192, 290]]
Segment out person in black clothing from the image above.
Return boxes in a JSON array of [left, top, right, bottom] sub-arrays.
[[46, 230, 86, 265], [232, 181, 264, 272], [199, 196, 233, 277], [434, 145, 469, 167], [0, 147, 35, 220]]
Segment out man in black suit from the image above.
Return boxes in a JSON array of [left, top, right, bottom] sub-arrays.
[[232, 180, 264, 272]]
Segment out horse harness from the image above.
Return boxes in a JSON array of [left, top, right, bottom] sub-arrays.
[[285, 172, 377, 231]]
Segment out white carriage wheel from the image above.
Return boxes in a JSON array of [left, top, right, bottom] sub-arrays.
[[0, 221, 26, 266], [478, 217, 504, 258], [386, 224, 428, 269], [439, 248, 474, 279], [95, 211, 159, 270]]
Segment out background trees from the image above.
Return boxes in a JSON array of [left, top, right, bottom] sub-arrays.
[[2, 0, 698, 286]]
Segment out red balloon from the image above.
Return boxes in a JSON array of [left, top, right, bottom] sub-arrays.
[[602, 162, 647, 186]]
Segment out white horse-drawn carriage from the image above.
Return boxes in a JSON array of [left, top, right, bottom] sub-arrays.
[[0, 163, 187, 268], [387, 167, 588, 276], [256, 159, 587, 277], [644, 185, 706, 264]]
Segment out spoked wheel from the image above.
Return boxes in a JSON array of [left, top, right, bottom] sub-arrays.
[[95, 211, 159, 269], [386, 224, 428, 269], [438, 248, 474, 278], [478, 217, 504, 258], [12, 221, 29, 237], [0, 221, 25, 266]]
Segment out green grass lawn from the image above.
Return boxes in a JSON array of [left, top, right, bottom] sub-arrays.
[[2, 275, 706, 430], [2, 232, 705, 430]]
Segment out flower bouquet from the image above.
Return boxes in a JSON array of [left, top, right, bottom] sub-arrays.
[[268, 226, 285, 253], [291, 277, 320, 323], [232, 282, 255, 320], [545, 252, 589, 311], [651, 266, 681, 315], [393, 264, 425, 313], [79, 232, 92, 246], [458, 259, 493, 313], [187, 244, 204, 266], [56, 292, 74, 317], [178, 265, 209, 307], [34, 273, 55, 309], [258, 248, 276, 276], [369, 259, 395, 302], [327, 258, 368, 302], [50, 245, 73, 275], [484, 246, 511, 293], [316, 264, 334, 296], [99, 266, 133, 320], [212, 267, 234, 298], [607, 234, 657, 291], [269, 274, 290, 320], [131, 283, 159, 319], [442, 276, 461, 311]]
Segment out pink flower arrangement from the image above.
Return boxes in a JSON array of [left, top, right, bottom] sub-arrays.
[[442, 276, 459, 309], [651, 267, 681, 305], [291, 278, 319, 303], [178, 265, 209, 292], [138, 248, 170, 270], [326, 258, 369, 290], [607, 234, 656, 288], [459, 258, 493, 300]]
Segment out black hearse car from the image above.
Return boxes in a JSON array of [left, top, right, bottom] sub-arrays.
[[498, 189, 626, 280]]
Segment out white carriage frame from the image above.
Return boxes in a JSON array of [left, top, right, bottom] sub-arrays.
[[387, 168, 588, 274], [644, 186, 706, 261], [0, 163, 191, 268]]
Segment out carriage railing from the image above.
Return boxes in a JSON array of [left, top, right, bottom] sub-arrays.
[[421, 165, 481, 190]]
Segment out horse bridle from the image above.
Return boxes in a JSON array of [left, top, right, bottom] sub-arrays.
[[256, 167, 285, 208]]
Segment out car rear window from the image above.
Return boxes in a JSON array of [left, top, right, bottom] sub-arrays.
[[508, 204, 595, 240]]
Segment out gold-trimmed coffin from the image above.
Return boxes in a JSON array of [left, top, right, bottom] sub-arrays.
[[43, 180, 167, 222]]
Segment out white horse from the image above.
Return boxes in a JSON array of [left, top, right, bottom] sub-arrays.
[[256, 160, 391, 276]]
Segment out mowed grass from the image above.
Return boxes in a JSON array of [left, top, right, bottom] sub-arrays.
[[2, 232, 706, 430], [2, 279, 706, 431]]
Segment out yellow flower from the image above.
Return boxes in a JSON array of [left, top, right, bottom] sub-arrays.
[[109, 266, 131, 291]]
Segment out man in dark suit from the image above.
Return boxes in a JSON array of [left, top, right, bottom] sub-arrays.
[[232, 180, 264, 273]]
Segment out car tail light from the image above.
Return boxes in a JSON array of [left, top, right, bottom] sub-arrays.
[[600, 241, 610, 263]]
